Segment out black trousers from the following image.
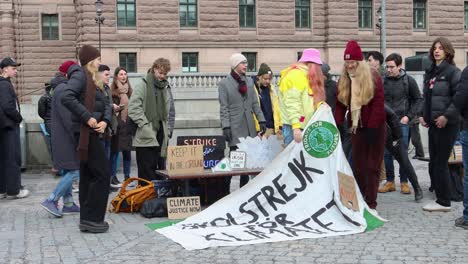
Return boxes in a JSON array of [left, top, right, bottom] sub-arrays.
[[79, 134, 111, 222], [385, 137, 420, 190], [0, 126, 21, 195], [136, 147, 163, 182], [410, 123, 425, 157], [428, 124, 459, 207]]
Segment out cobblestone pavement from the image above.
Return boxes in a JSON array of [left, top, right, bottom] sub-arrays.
[[1, 159, 468, 264]]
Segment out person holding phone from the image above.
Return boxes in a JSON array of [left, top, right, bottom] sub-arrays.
[[110, 67, 133, 187]]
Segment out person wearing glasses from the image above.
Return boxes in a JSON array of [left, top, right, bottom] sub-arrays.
[[379, 53, 423, 199]]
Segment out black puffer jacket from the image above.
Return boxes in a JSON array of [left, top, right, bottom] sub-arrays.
[[0, 77, 22, 128], [454, 66, 468, 129], [421, 60, 461, 126], [38, 87, 52, 132], [61, 65, 112, 133], [385, 104, 402, 142], [383, 70, 422, 120]]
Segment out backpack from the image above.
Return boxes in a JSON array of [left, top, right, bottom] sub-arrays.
[[110, 178, 156, 213]]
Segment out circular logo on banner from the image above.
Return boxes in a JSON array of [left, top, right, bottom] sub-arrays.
[[303, 121, 339, 158]]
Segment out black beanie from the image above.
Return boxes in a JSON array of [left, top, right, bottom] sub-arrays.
[[257, 63, 272, 76], [79, 45, 100, 66]]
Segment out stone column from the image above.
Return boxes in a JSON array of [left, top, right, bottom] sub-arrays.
[[0, 0, 15, 58]]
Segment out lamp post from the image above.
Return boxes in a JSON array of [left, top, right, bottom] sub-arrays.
[[376, 7, 382, 54], [95, 0, 105, 52]]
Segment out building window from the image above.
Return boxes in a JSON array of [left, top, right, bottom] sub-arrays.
[[465, 2, 468, 31], [416, 51, 428, 56], [180, 0, 197, 27], [41, 14, 59, 40], [297, 51, 303, 61], [242, 52, 257, 72], [117, 0, 136, 27], [119, 53, 137, 73], [295, 0, 310, 29], [239, 0, 256, 28], [413, 0, 426, 30], [358, 0, 373, 29], [182, 52, 198, 73]]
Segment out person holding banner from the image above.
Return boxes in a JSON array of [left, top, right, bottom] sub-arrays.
[[278, 48, 326, 145], [335, 40, 386, 209]]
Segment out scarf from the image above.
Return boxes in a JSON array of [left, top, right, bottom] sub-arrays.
[[78, 69, 96, 161], [116, 81, 129, 121], [152, 78, 169, 132], [349, 75, 362, 134], [230, 70, 247, 94]]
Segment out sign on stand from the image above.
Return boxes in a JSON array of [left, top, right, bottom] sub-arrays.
[[177, 136, 226, 169], [167, 196, 202, 219], [167, 145, 204, 176], [230, 151, 246, 169]]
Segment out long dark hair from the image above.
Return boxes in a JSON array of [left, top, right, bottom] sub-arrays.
[[429, 37, 455, 65], [111, 66, 133, 98]]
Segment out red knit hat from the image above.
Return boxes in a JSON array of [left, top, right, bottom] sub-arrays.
[[58, 60, 77, 74], [344, 40, 363, 61]]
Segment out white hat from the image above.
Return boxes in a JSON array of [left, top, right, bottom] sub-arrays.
[[230, 53, 247, 69]]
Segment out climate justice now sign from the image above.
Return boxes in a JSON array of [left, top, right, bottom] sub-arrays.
[[157, 105, 384, 250]]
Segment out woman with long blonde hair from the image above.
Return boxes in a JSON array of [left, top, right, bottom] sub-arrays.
[[334, 40, 386, 210], [62, 45, 112, 233], [278, 48, 325, 145]]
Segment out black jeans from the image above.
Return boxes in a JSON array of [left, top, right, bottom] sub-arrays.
[[79, 134, 111, 223], [0, 126, 21, 195], [410, 123, 425, 157], [428, 124, 459, 207], [136, 147, 163, 182], [385, 137, 420, 190]]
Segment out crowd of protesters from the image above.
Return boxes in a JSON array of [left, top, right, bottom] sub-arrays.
[[2, 35, 468, 232]]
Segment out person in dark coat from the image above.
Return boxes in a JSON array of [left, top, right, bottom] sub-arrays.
[[0, 57, 29, 199], [321, 63, 337, 114], [453, 63, 468, 229], [334, 40, 386, 209], [419, 37, 461, 212], [41, 61, 81, 218], [37, 82, 57, 173], [110, 67, 133, 187], [62, 45, 112, 233]]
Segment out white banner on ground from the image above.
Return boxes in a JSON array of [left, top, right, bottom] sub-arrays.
[[157, 105, 381, 250]]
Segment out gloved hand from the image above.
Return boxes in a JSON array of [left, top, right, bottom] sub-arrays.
[[259, 122, 267, 135], [365, 128, 378, 145], [223, 127, 232, 142]]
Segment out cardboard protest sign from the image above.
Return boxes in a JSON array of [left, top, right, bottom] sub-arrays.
[[177, 136, 225, 169], [167, 145, 204, 176], [230, 151, 246, 169], [338, 172, 359, 212], [157, 105, 385, 250], [167, 196, 202, 220]]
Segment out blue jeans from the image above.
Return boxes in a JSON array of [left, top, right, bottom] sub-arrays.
[[384, 123, 409, 182], [282, 124, 294, 145], [48, 170, 79, 204], [110, 151, 131, 177], [460, 130, 468, 220]]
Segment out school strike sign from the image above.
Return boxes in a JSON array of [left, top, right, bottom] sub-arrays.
[[157, 105, 384, 250]]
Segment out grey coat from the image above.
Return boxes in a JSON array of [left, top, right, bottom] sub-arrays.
[[218, 74, 265, 147]]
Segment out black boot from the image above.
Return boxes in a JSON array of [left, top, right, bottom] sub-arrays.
[[414, 185, 423, 201]]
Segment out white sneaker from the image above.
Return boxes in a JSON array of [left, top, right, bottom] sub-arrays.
[[0, 193, 6, 199], [7, 189, 30, 199], [422, 201, 451, 212]]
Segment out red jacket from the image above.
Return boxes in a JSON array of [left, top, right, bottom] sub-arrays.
[[334, 70, 386, 129]]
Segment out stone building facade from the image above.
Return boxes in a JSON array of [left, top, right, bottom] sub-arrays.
[[2, 0, 468, 101]]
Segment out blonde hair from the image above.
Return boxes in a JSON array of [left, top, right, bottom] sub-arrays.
[[85, 58, 103, 90], [337, 61, 374, 106]]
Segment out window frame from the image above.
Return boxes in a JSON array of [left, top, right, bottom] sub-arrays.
[[182, 52, 199, 73], [239, 0, 256, 28], [295, 0, 311, 29], [41, 13, 60, 41], [465, 1, 468, 32], [180, 0, 198, 27], [358, 0, 373, 30], [413, 0, 427, 30], [242, 52, 257, 72], [117, 0, 137, 28], [119, 52, 137, 73]]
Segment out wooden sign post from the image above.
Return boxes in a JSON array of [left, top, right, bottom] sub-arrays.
[[167, 145, 204, 176]]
